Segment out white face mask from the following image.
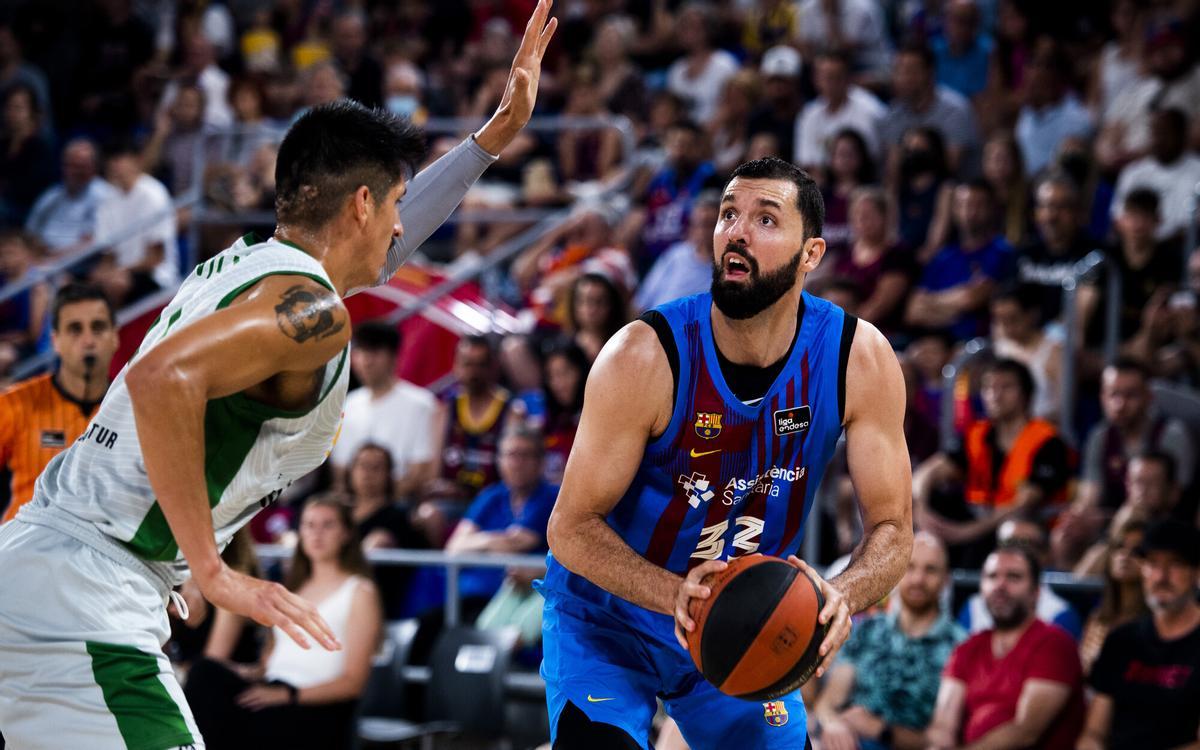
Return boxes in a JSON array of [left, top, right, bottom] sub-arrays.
[[387, 95, 419, 117]]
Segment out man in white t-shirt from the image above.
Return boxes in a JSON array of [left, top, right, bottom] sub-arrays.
[[665, 3, 739, 124], [1111, 108, 1200, 242], [329, 321, 437, 498], [95, 144, 179, 290], [794, 51, 885, 171]]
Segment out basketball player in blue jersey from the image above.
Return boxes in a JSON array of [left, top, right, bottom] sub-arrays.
[[539, 157, 914, 749]]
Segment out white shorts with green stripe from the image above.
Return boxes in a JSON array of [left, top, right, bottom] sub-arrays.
[[0, 518, 203, 750]]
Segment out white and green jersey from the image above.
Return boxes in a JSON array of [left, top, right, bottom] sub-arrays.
[[34, 236, 349, 584]]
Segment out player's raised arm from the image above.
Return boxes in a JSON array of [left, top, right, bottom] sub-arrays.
[[370, 0, 557, 288], [796, 319, 914, 676], [547, 320, 724, 636], [125, 275, 350, 652]]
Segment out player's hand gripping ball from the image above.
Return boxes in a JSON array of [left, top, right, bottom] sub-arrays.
[[686, 554, 828, 701]]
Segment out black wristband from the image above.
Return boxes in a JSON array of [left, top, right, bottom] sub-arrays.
[[879, 723, 894, 747], [269, 679, 298, 704]]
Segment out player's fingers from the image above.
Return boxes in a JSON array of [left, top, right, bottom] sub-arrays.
[[519, 0, 550, 55], [536, 16, 558, 56], [278, 618, 312, 650], [674, 620, 689, 650], [686, 559, 726, 584], [793, 558, 841, 625], [277, 591, 341, 650]]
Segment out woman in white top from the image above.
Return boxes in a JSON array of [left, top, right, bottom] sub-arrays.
[[185, 497, 383, 749]]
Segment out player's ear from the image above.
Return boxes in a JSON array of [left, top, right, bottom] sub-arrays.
[[352, 185, 371, 227], [800, 237, 826, 272]]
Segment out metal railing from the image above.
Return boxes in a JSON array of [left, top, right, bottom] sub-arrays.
[[255, 545, 546, 627], [0, 191, 198, 307], [1059, 250, 1116, 445], [939, 337, 992, 454], [253, 545, 1104, 631]]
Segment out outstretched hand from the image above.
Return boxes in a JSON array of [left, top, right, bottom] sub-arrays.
[[475, 0, 558, 155]]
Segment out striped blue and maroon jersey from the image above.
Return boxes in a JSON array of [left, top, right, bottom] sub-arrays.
[[540, 290, 856, 637]]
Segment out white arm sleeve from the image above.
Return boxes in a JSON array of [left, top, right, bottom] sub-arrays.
[[355, 135, 499, 293]]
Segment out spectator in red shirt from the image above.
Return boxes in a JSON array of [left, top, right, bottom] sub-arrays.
[[927, 542, 1086, 750]]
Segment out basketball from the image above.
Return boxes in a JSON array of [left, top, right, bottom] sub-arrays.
[[686, 554, 827, 701]]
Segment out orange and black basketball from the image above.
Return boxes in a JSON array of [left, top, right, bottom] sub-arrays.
[[686, 554, 827, 701]]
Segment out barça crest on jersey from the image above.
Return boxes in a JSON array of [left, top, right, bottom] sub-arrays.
[[694, 412, 724, 439], [763, 701, 789, 727]]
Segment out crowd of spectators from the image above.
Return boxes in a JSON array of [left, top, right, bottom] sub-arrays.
[[2, 0, 1200, 747]]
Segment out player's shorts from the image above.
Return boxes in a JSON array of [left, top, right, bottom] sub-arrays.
[[0, 508, 203, 750], [541, 590, 807, 750]]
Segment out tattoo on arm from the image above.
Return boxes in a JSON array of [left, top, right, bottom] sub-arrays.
[[274, 284, 345, 343]]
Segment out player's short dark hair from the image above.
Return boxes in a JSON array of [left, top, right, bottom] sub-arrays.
[[725, 157, 824, 240], [1133, 450, 1178, 485], [275, 100, 426, 229], [994, 539, 1042, 584], [897, 41, 937, 73], [52, 282, 114, 330], [984, 357, 1036, 407], [1123, 187, 1160, 217], [352, 320, 401, 353]]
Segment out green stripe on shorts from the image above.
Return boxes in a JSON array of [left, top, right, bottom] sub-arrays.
[[86, 641, 195, 750]]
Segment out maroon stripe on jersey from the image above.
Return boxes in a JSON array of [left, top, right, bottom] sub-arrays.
[[647, 325, 717, 568], [773, 352, 811, 556]]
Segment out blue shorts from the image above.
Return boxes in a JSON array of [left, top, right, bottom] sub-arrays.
[[540, 590, 808, 749]]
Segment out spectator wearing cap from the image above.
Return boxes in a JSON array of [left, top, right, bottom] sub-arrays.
[[1110, 108, 1200, 243], [635, 191, 718, 312], [927, 542, 1086, 750], [1077, 520, 1200, 750], [1014, 44, 1093, 176], [665, 3, 739, 125], [880, 43, 978, 178], [794, 51, 885, 174], [913, 359, 1073, 568], [25, 138, 116, 255], [749, 46, 803, 161]]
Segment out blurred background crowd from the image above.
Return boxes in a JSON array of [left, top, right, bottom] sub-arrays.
[[1, 0, 1199, 747]]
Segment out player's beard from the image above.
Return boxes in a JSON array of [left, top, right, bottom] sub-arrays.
[[710, 244, 804, 320]]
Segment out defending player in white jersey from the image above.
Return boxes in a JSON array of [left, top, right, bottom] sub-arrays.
[[0, 4, 556, 748]]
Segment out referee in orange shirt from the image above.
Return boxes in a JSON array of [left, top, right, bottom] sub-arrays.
[[0, 283, 117, 523]]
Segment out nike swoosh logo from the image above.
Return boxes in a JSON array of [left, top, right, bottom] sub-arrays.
[[587, 695, 615, 703], [690, 448, 722, 458]]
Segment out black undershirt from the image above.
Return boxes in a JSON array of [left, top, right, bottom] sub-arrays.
[[639, 298, 808, 407]]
